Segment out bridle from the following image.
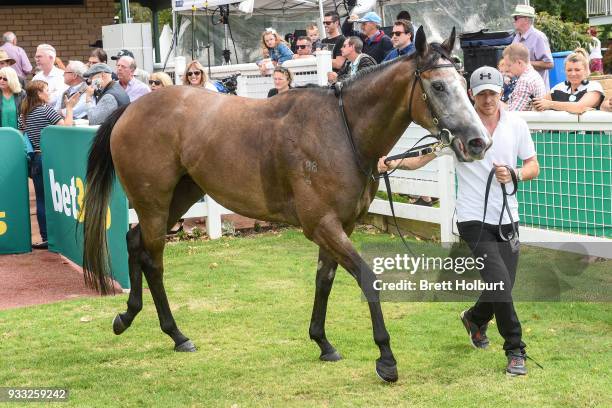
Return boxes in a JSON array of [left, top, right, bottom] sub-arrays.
[[334, 49, 458, 180]]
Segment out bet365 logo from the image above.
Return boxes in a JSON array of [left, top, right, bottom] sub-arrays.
[[0, 211, 7, 236], [49, 169, 111, 229]]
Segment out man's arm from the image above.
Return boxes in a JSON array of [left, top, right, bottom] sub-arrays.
[[18, 47, 32, 76], [493, 156, 539, 184], [378, 152, 437, 173], [87, 94, 118, 125], [531, 60, 553, 71]]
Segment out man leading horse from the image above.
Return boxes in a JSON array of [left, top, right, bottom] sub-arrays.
[[379, 66, 540, 376]]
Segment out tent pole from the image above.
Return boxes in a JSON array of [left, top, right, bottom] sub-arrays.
[[318, 0, 325, 30]]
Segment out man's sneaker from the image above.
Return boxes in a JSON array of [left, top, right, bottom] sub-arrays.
[[506, 349, 527, 376], [460, 310, 490, 349], [32, 241, 48, 250]]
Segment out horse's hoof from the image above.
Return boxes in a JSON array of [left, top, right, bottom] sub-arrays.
[[375, 359, 398, 383], [174, 340, 197, 352], [112, 314, 128, 335], [319, 350, 342, 362]]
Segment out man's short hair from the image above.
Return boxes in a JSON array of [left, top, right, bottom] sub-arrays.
[[37, 44, 56, 59], [396, 10, 411, 21], [324, 11, 340, 22], [119, 55, 137, 71], [503, 43, 530, 63], [394, 19, 414, 40], [297, 36, 311, 43], [348, 36, 363, 54], [67, 60, 87, 77], [90, 48, 107, 63], [2, 32, 15, 43]]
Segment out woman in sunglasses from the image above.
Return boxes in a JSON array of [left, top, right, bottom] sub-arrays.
[[267, 66, 293, 97], [0, 66, 24, 130], [148, 71, 173, 91], [258, 28, 293, 75], [182, 60, 218, 92]]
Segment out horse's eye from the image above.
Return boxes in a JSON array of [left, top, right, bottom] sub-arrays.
[[432, 82, 445, 92]]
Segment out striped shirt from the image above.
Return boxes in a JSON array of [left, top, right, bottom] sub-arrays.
[[18, 104, 62, 150]]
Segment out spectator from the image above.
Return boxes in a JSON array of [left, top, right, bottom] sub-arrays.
[[148, 72, 173, 91], [116, 55, 150, 102], [111, 49, 149, 83], [533, 49, 605, 114], [258, 28, 293, 75], [321, 12, 346, 72], [18, 80, 79, 249], [327, 36, 376, 84], [0, 66, 24, 129], [0, 32, 32, 79], [54, 57, 66, 70], [600, 95, 612, 112], [183, 60, 218, 92], [511, 4, 553, 90], [396, 10, 411, 21], [0, 49, 24, 89], [503, 43, 545, 111], [32, 44, 67, 108], [88, 48, 108, 66], [83, 63, 129, 126], [587, 27, 603, 74], [55, 60, 88, 119], [267, 66, 293, 97], [498, 57, 517, 103], [383, 20, 415, 62], [306, 24, 322, 52], [342, 11, 393, 64], [293, 36, 314, 59]]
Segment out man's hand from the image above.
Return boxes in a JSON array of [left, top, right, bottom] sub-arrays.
[[493, 162, 515, 184], [327, 71, 338, 83], [532, 97, 551, 111], [377, 156, 390, 173]]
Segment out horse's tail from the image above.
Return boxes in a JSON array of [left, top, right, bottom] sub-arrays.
[[82, 104, 130, 295]]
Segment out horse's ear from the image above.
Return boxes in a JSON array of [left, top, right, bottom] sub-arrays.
[[442, 27, 456, 54], [414, 26, 428, 56]]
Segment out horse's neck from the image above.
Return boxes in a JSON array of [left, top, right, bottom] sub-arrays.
[[343, 60, 418, 163]]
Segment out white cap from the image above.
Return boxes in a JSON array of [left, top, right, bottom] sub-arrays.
[[470, 66, 503, 95]]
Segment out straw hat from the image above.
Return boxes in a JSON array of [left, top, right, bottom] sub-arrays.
[[0, 50, 16, 65], [511, 4, 536, 18]]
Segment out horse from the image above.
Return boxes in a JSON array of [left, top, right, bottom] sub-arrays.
[[82, 27, 491, 383]]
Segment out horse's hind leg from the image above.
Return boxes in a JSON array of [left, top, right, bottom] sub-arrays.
[[141, 175, 204, 352], [309, 247, 341, 361], [310, 219, 398, 383], [113, 225, 144, 335]]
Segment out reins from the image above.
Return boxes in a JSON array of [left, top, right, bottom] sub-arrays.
[[334, 52, 457, 255]]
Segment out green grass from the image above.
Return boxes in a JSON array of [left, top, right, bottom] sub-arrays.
[[0, 229, 610, 407]]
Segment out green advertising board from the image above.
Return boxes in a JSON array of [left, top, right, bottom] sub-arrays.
[[41, 126, 130, 288], [0, 128, 32, 254]]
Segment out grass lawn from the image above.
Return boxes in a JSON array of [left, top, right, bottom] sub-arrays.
[[0, 228, 610, 407]]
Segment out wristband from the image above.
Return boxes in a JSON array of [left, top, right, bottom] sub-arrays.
[[517, 168, 523, 182]]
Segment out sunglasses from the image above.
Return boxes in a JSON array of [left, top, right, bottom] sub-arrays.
[[149, 80, 162, 86], [513, 16, 523, 21], [296, 44, 309, 49], [391, 31, 405, 37], [187, 71, 202, 77], [0, 76, 7, 81], [323, 21, 334, 25]]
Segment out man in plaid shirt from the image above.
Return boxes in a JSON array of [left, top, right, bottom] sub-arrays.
[[503, 43, 545, 111]]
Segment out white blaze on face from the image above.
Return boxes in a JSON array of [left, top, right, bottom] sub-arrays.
[[421, 59, 491, 160]]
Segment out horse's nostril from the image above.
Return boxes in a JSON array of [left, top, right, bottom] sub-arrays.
[[468, 138, 485, 154]]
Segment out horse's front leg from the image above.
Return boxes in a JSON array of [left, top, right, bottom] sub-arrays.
[[309, 247, 341, 361], [311, 218, 398, 383]]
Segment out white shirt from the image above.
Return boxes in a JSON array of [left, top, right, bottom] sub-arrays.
[[33, 66, 68, 108], [455, 108, 536, 224], [589, 36, 602, 59]]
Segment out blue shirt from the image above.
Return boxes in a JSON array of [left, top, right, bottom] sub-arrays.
[[383, 43, 415, 62], [268, 43, 294, 64]]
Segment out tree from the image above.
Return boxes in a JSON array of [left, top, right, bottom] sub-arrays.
[[532, 0, 587, 24]]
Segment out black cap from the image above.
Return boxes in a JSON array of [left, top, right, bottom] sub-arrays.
[[111, 49, 134, 60]]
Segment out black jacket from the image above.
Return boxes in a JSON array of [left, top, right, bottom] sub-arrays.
[[337, 54, 377, 82], [342, 20, 393, 64]]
